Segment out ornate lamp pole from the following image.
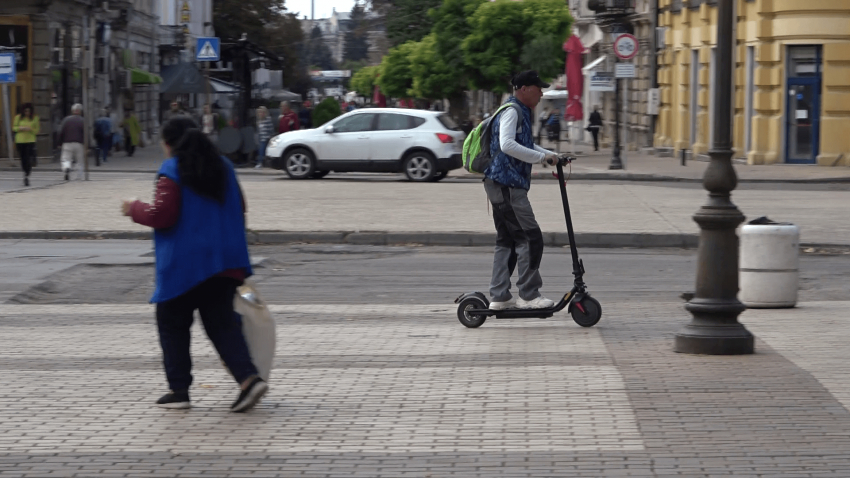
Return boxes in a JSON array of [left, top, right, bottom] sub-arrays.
[[674, 0, 754, 355]]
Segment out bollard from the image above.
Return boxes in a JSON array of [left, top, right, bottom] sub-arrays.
[[739, 217, 799, 308]]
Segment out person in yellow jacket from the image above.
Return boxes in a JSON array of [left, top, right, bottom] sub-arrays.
[[13, 103, 39, 187], [120, 109, 141, 157]]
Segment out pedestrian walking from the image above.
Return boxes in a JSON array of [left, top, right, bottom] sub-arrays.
[[297, 100, 312, 130], [483, 70, 559, 311], [121, 109, 141, 157], [201, 104, 218, 142], [546, 108, 561, 143], [277, 101, 299, 134], [58, 104, 86, 181], [94, 109, 112, 165], [12, 103, 39, 187], [255, 106, 274, 169], [121, 116, 268, 412], [588, 106, 603, 152], [537, 107, 549, 143]]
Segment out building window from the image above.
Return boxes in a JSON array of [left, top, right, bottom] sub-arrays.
[[671, 0, 683, 12], [688, 0, 704, 9], [788, 46, 821, 77]]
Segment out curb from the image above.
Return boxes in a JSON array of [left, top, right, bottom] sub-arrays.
[[2, 230, 848, 250], [0, 230, 699, 249], [6, 166, 850, 183]]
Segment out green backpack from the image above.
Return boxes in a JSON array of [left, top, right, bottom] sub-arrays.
[[461, 103, 523, 174]]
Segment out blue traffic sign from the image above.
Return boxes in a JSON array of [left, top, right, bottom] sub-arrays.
[[0, 53, 16, 83], [196, 37, 220, 62]]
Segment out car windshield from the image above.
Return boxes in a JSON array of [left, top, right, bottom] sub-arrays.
[[436, 114, 460, 131]]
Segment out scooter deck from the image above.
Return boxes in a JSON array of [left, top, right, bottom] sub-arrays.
[[471, 308, 556, 319]]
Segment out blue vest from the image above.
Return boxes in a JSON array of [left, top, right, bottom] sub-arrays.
[[151, 157, 253, 303], [484, 97, 535, 190]]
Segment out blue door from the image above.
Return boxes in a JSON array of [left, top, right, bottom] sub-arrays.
[[785, 46, 822, 164]]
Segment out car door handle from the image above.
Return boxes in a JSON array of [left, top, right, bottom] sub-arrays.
[[357, 136, 369, 139], [400, 135, 413, 139]]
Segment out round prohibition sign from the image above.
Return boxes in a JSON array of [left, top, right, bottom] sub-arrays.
[[613, 34, 639, 60]]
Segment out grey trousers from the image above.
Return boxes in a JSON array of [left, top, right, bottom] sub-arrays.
[[483, 179, 544, 302]]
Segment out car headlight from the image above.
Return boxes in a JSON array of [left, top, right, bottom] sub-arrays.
[[269, 135, 282, 147]]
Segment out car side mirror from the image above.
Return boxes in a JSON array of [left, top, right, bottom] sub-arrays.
[[325, 126, 334, 134]]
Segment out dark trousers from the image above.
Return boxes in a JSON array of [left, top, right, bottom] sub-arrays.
[[124, 131, 135, 156], [16, 143, 34, 177], [590, 128, 600, 151], [97, 139, 111, 165], [156, 277, 258, 392]]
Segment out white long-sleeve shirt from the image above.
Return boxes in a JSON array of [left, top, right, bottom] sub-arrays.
[[498, 107, 554, 164]]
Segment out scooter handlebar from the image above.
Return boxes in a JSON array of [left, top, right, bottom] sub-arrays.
[[556, 154, 577, 167]]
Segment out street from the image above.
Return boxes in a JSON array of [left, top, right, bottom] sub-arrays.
[[2, 241, 850, 476]]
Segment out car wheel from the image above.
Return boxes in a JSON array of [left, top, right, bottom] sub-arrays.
[[311, 170, 330, 179], [432, 170, 449, 182], [284, 148, 315, 179], [403, 151, 436, 182]]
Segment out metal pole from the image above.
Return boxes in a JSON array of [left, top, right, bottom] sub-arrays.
[[675, 0, 753, 355], [2, 84, 13, 166], [82, 70, 89, 181], [609, 60, 623, 170]]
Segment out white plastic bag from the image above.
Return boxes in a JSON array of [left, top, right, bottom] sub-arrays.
[[233, 280, 276, 381]]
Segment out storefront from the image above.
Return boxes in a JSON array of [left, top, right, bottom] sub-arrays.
[[654, 0, 850, 166]]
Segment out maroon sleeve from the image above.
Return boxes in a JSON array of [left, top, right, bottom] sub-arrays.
[[130, 176, 181, 229], [293, 112, 300, 130], [278, 116, 284, 134]]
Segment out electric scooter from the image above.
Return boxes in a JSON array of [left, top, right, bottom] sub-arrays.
[[454, 155, 602, 328]]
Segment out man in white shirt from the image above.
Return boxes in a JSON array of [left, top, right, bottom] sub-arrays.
[[483, 70, 559, 310]]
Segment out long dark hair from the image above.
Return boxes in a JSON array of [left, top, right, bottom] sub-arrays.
[[161, 116, 227, 203], [19, 102, 33, 119]]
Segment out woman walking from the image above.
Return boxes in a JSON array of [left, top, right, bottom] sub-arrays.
[[121, 117, 268, 412], [13, 103, 39, 187], [255, 106, 274, 169], [588, 106, 603, 152]]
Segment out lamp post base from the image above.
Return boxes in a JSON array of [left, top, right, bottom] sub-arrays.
[[675, 300, 754, 355]]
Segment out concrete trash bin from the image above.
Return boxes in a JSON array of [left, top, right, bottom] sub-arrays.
[[739, 217, 799, 308]]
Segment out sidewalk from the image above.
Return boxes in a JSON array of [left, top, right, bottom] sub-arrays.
[[2, 166, 850, 247], [4, 140, 850, 183]]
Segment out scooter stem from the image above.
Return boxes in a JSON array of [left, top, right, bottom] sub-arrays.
[[555, 160, 583, 282]]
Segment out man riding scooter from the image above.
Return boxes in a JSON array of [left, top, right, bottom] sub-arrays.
[[483, 70, 559, 310]]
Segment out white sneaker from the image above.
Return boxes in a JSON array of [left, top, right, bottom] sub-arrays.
[[254, 164, 262, 169], [489, 297, 517, 310], [516, 296, 555, 309]]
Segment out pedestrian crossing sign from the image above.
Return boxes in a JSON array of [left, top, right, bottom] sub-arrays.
[[195, 37, 220, 62]]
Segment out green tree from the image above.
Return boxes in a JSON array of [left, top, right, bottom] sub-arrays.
[[214, 0, 284, 46], [376, 41, 418, 99], [350, 65, 380, 97], [462, 0, 572, 93], [312, 97, 342, 127], [344, 3, 371, 62], [429, 0, 488, 119], [370, 0, 442, 47], [408, 34, 453, 100]]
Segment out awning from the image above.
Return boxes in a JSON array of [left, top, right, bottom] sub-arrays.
[[582, 55, 607, 74], [210, 77, 240, 94], [129, 67, 162, 85], [542, 90, 568, 99], [577, 24, 604, 51], [160, 62, 209, 94]]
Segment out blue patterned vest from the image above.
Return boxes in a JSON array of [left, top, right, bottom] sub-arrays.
[[484, 97, 535, 190]]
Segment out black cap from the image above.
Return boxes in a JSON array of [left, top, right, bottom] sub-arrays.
[[511, 70, 550, 89]]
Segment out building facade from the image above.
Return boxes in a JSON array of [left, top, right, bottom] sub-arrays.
[[655, 0, 850, 166], [0, 0, 160, 159]]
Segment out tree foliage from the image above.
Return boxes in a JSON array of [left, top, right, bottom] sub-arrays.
[[343, 3, 371, 62], [312, 97, 342, 127], [370, 0, 442, 47], [408, 34, 453, 101], [462, 0, 572, 93], [376, 41, 417, 99], [350, 65, 381, 97], [213, 0, 284, 46]]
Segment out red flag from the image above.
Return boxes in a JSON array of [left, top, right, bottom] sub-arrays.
[[563, 35, 585, 122]]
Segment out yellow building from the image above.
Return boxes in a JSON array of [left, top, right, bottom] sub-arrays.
[[654, 0, 850, 166]]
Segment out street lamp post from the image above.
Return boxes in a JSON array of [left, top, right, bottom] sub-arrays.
[[674, 0, 754, 355]]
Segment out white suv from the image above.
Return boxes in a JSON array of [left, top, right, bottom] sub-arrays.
[[267, 108, 465, 182]]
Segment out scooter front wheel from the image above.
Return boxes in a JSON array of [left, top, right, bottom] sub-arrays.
[[570, 296, 602, 327], [457, 296, 488, 328]]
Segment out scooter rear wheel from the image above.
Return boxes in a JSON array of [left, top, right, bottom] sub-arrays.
[[570, 296, 602, 327], [457, 296, 488, 328]]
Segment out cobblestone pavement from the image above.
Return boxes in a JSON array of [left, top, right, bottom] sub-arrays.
[[2, 298, 849, 477]]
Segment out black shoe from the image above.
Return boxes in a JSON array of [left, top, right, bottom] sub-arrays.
[[156, 390, 190, 409], [231, 377, 268, 413], [23, 177, 28, 187]]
